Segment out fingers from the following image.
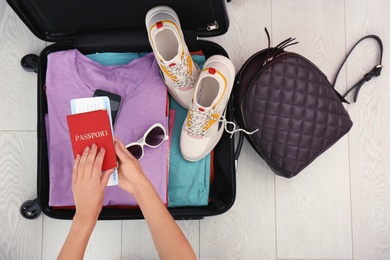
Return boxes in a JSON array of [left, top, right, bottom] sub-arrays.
[[101, 169, 114, 188], [114, 137, 127, 152], [85, 143, 98, 178], [76, 144, 106, 180], [92, 147, 106, 177], [114, 138, 137, 161], [77, 146, 90, 178], [72, 154, 81, 184], [114, 138, 128, 161]]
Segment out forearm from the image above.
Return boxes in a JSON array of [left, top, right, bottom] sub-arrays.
[[57, 214, 98, 260], [134, 179, 196, 260]]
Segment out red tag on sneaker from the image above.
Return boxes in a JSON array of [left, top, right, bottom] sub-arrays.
[[169, 63, 176, 67], [208, 68, 216, 74], [198, 107, 205, 112], [156, 21, 163, 29]]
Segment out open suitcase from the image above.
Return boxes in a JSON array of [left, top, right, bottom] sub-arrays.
[[9, 0, 239, 220]]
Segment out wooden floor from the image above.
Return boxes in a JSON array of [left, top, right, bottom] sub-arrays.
[[1, 0, 389, 259]]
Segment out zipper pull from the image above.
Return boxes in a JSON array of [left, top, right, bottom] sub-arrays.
[[207, 21, 219, 31]]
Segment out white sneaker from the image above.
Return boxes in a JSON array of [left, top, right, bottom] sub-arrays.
[[146, 5, 200, 109], [180, 55, 235, 161]]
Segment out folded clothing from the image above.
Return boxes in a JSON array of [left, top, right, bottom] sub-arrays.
[[86, 52, 146, 66], [86, 52, 210, 207], [46, 50, 168, 206], [168, 97, 210, 207]]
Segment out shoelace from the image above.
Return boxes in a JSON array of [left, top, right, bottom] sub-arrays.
[[185, 105, 258, 138], [185, 105, 214, 137], [220, 115, 259, 138], [163, 53, 195, 88]]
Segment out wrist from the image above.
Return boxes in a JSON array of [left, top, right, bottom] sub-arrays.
[[73, 212, 99, 226], [132, 177, 154, 202]]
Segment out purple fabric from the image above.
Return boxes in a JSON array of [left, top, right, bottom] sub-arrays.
[[46, 50, 168, 206]]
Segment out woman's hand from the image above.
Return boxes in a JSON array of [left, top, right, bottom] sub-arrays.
[[114, 138, 196, 260], [114, 137, 148, 195], [72, 143, 114, 220]]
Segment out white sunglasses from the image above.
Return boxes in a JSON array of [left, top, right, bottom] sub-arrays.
[[125, 123, 169, 160]]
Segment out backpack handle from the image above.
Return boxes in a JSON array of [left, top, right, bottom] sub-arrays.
[[332, 35, 383, 103]]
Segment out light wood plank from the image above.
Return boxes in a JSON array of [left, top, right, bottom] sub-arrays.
[[345, 1, 390, 259], [272, 0, 353, 258], [42, 217, 122, 260], [0, 1, 46, 131], [206, 0, 273, 72], [275, 139, 353, 259], [200, 140, 277, 260], [271, 0, 349, 90], [0, 132, 42, 260], [122, 219, 200, 259], [122, 220, 159, 259], [200, 0, 277, 258]]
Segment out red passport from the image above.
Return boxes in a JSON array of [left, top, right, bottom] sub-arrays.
[[66, 110, 117, 170]]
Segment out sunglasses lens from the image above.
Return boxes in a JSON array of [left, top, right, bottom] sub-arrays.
[[127, 145, 143, 160], [145, 126, 165, 146]]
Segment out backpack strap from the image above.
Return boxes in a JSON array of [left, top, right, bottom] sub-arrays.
[[332, 35, 383, 103], [263, 28, 298, 66]]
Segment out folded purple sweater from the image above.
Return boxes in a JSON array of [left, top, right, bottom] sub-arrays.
[[45, 50, 168, 206]]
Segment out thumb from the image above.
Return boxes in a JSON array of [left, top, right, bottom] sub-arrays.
[[101, 168, 115, 188], [115, 138, 137, 161]]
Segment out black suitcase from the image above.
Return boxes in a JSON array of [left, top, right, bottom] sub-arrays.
[[9, 0, 239, 220]]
